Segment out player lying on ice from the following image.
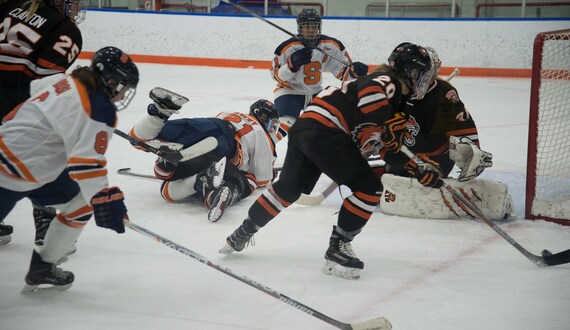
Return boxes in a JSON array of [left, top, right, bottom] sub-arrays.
[[0, 46, 138, 293], [128, 93, 280, 222], [371, 43, 511, 221]]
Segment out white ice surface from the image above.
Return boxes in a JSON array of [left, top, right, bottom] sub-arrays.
[[1, 63, 569, 330]]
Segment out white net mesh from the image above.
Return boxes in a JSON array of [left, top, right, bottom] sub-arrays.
[[530, 29, 570, 221]]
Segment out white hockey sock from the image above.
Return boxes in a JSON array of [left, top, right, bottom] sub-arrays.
[[38, 216, 83, 264], [161, 176, 198, 201]]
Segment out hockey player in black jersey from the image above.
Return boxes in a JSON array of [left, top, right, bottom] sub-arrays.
[[0, 0, 84, 247], [220, 43, 444, 280]]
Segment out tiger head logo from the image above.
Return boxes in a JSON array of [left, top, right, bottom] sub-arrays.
[[352, 123, 382, 153], [384, 190, 396, 203], [403, 115, 420, 146]]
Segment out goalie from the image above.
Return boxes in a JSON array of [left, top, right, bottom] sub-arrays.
[[129, 90, 279, 223], [374, 43, 512, 221]]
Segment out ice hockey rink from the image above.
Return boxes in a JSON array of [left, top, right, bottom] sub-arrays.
[[1, 62, 569, 330]]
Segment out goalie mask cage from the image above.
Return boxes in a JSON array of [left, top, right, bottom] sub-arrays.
[[525, 29, 570, 225]]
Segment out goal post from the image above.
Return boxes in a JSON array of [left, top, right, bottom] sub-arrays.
[[525, 29, 570, 225]]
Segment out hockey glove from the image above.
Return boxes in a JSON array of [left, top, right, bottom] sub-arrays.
[[287, 47, 313, 72], [352, 62, 369, 77], [449, 136, 493, 182], [404, 155, 443, 188], [91, 186, 127, 234], [381, 114, 409, 152]]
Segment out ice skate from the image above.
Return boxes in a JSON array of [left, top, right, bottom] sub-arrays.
[[206, 185, 231, 223], [21, 251, 74, 294], [322, 226, 364, 280], [197, 157, 226, 192], [219, 218, 260, 254], [149, 87, 189, 110], [0, 222, 13, 246]]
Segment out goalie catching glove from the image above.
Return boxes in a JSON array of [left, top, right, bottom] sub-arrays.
[[404, 154, 443, 188], [449, 136, 493, 182], [91, 186, 128, 233]]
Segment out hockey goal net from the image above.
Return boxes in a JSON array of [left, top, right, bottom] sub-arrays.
[[526, 29, 570, 225]]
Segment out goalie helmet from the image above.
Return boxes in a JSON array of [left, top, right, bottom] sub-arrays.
[[91, 46, 139, 111], [388, 43, 438, 100], [250, 99, 279, 137], [47, 0, 87, 24], [296, 9, 321, 45]]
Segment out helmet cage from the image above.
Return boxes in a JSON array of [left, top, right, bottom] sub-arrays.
[[296, 9, 321, 45]]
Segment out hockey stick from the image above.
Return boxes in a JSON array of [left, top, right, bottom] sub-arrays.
[[114, 129, 218, 166], [400, 145, 570, 267], [114, 129, 183, 165], [117, 168, 159, 180], [296, 68, 461, 206], [124, 219, 392, 330], [220, 0, 351, 67]]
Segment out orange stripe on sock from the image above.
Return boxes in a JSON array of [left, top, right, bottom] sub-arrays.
[[342, 199, 372, 220], [258, 196, 279, 217]]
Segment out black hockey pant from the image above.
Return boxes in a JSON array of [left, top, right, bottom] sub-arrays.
[[248, 127, 382, 232]]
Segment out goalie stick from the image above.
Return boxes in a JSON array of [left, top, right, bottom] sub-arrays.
[[296, 68, 461, 206], [220, 0, 352, 68], [124, 219, 392, 330], [400, 145, 570, 267], [114, 129, 217, 166]]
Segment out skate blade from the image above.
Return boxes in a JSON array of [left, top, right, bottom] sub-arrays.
[[21, 283, 72, 295], [218, 242, 235, 255], [322, 260, 361, 280]]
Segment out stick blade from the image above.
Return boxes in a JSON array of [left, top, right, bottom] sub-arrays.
[[350, 316, 392, 330], [542, 249, 570, 266]]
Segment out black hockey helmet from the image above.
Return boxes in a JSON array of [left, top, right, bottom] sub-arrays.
[[296, 9, 321, 45], [91, 46, 139, 111], [250, 99, 279, 137], [388, 43, 439, 100]]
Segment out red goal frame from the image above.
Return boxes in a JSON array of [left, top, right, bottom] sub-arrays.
[[525, 29, 570, 225]]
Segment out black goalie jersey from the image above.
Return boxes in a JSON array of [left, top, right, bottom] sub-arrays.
[[0, 0, 82, 117], [383, 78, 480, 176]]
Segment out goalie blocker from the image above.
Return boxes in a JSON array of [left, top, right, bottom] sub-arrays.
[[381, 174, 514, 220]]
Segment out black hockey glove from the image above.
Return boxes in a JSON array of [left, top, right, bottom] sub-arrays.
[[352, 62, 369, 77], [287, 47, 312, 72], [381, 114, 409, 152], [91, 186, 127, 233], [404, 155, 443, 188]]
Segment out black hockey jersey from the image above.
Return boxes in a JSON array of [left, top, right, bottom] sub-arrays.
[[294, 71, 404, 153], [384, 78, 479, 176], [0, 0, 82, 116]]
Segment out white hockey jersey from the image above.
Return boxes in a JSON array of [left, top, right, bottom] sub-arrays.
[[271, 35, 357, 99], [216, 112, 276, 188], [0, 74, 117, 204]]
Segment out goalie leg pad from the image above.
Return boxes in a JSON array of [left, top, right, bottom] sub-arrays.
[[381, 174, 514, 220]]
